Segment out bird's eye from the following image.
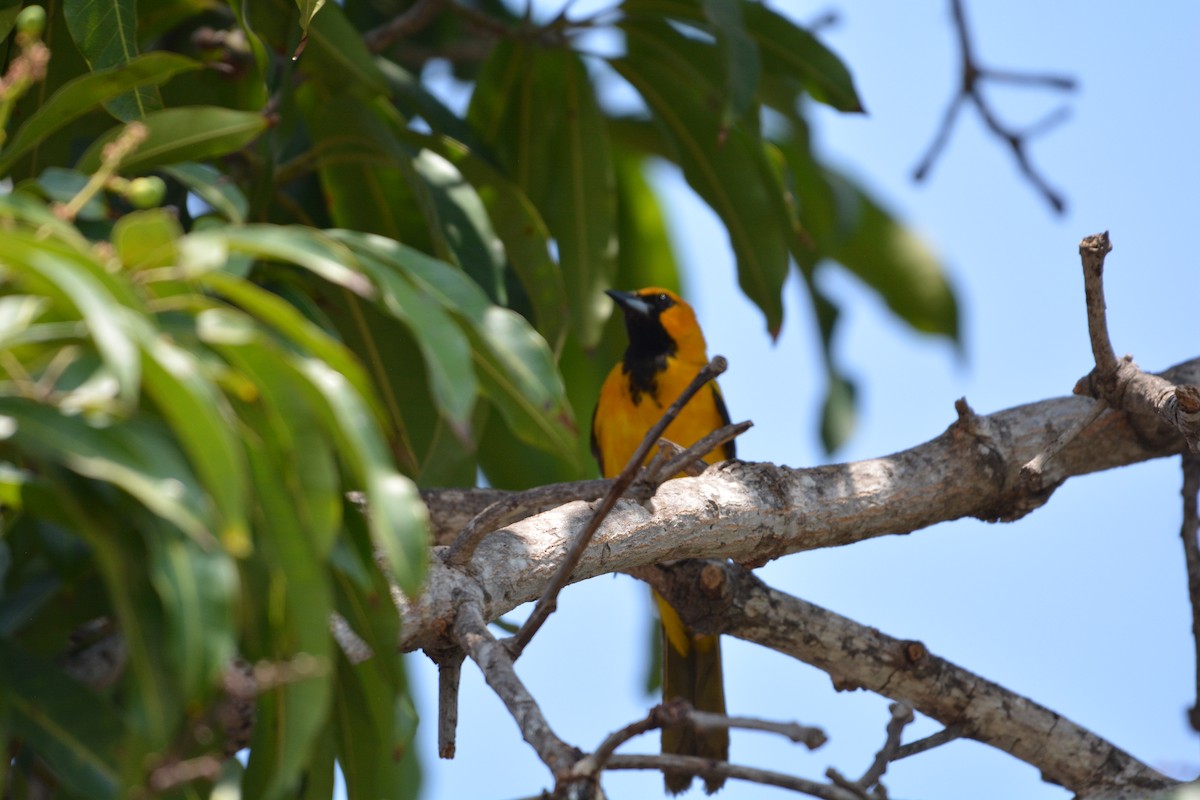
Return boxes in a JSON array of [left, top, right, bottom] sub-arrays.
[[656, 292, 672, 307]]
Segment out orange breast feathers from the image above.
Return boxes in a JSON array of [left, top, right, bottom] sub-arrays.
[[591, 287, 734, 478]]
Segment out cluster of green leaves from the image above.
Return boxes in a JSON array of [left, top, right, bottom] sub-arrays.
[[0, 0, 957, 797]]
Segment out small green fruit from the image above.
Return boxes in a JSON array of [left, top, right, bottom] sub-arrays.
[[15, 6, 46, 38], [126, 176, 166, 208]]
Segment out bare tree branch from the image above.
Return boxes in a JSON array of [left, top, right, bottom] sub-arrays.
[[405, 357, 1199, 655], [1183, 452, 1200, 733], [603, 754, 861, 800], [890, 723, 965, 761], [1079, 231, 1118, 373], [1073, 233, 1200, 452], [913, 0, 1076, 212], [638, 560, 1172, 798], [827, 703, 913, 797], [364, 0, 448, 53], [453, 601, 578, 774]]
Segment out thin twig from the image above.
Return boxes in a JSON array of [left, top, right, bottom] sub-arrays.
[[1019, 399, 1107, 486], [604, 754, 860, 800], [647, 420, 753, 484], [913, 0, 1074, 213], [827, 703, 913, 796], [454, 601, 576, 773], [891, 723, 965, 761], [578, 700, 826, 778], [365, 0, 448, 53], [434, 648, 465, 758], [1183, 453, 1200, 733], [691, 710, 827, 749], [505, 357, 729, 660], [1078, 231, 1117, 374]]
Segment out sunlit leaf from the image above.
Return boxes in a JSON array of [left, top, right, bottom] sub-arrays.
[[331, 231, 577, 461], [296, 0, 326, 33], [411, 132, 569, 353], [112, 209, 182, 270], [76, 107, 268, 174]]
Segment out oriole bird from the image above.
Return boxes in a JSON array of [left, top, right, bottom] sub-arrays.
[[591, 287, 733, 795]]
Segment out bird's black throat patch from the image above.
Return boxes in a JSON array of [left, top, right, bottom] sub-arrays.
[[621, 312, 676, 406]]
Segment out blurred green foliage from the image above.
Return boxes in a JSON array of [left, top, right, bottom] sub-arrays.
[[0, 0, 956, 797]]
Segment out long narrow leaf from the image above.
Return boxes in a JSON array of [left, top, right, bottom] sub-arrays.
[[0, 53, 199, 175], [0, 640, 125, 800], [76, 107, 268, 173], [64, 0, 162, 120]]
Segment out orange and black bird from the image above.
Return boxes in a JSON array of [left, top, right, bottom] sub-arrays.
[[591, 287, 733, 795]]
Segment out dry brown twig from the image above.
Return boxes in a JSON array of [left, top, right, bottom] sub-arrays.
[[913, 0, 1076, 212], [827, 703, 913, 798], [1069, 232, 1200, 453]]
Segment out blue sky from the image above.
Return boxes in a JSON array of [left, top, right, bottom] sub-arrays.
[[404, 3, 1200, 798]]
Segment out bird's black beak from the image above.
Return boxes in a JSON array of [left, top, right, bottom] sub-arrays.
[[605, 289, 651, 318]]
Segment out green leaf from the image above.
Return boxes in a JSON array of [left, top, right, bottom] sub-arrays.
[[296, 0, 325, 32], [213, 337, 343, 556], [820, 169, 958, 339], [76, 107, 268, 174], [293, 356, 430, 595], [239, 438, 334, 800], [63, 0, 164, 120], [0, 232, 141, 402], [51, 485, 181, 753], [0, 639, 125, 800], [820, 372, 857, 454], [702, 0, 761, 124], [190, 224, 374, 297], [196, 270, 379, 415], [412, 148, 507, 305], [162, 162, 248, 223], [111, 208, 182, 270], [469, 41, 617, 347], [744, 3, 864, 113], [620, 0, 863, 113], [141, 337, 251, 556], [295, 86, 441, 254], [343, 239, 478, 439], [145, 527, 238, 706], [331, 231, 577, 461], [334, 653, 420, 800], [410, 132, 569, 353], [612, 21, 790, 335], [0, 399, 217, 548], [0, 4, 19, 42], [31, 167, 109, 220], [0, 53, 199, 176]]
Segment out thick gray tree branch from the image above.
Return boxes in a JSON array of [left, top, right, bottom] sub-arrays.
[[403, 357, 1199, 654], [636, 560, 1172, 799]]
